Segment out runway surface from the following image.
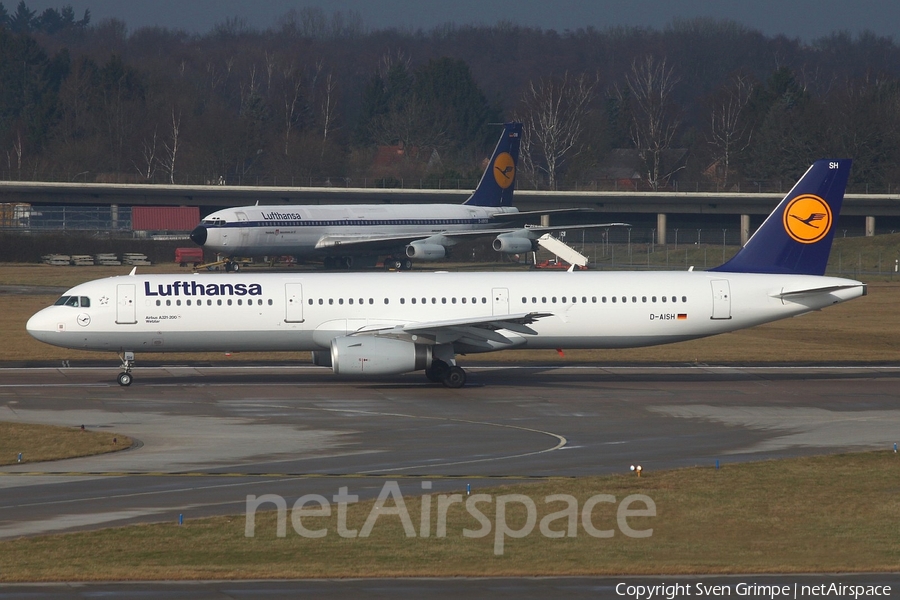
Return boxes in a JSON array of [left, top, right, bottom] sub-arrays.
[[1, 364, 899, 597]]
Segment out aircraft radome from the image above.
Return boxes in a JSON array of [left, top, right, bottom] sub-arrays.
[[27, 159, 864, 388]]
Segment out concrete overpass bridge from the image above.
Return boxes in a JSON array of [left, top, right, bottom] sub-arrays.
[[1, 181, 899, 245]]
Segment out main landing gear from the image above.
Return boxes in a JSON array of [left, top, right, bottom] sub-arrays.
[[117, 351, 135, 386], [384, 256, 413, 271], [425, 359, 467, 388]]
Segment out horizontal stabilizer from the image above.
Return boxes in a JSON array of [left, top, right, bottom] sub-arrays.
[[773, 283, 867, 299]]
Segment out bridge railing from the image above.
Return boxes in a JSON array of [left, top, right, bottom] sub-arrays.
[[2, 170, 898, 195]]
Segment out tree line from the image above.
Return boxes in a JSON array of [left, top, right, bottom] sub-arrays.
[[2, 3, 900, 192]]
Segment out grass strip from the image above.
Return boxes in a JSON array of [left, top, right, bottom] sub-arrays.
[[0, 422, 131, 466], [0, 451, 897, 581]]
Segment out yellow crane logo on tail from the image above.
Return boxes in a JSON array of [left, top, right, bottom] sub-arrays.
[[493, 152, 516, 189], [783, 194, 832, 244]]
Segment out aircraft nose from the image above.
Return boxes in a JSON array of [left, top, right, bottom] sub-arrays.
[[190, 225, 208, 246], [26, 309, 56, 343]]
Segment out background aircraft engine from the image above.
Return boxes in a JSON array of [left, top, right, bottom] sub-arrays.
[[405, 242, 447, 260], [330, 336, 432, 376], [492, 233, 534, 254]]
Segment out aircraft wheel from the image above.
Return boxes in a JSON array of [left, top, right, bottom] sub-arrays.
[[402, 258, 413, 270], [442, 366, 466, 388], [231, 263, 241, 272], [117, 372, 133, 387], [425, 360, 449, 383]]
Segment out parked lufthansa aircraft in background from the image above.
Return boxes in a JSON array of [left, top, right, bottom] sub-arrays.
[[28, 160, 864, 388], [188, 122, 611, 270]]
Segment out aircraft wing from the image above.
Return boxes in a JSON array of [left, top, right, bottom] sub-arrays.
[[352, 312, 554, 349], [313, 233, 448, 252], [489, 208, 595, 220], [312, 222, 627, 254], [437, 222, 629, 241]]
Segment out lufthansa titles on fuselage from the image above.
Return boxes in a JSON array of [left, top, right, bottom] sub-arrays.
[[143, 281, 263, 297], [261, 211, 304, 220]]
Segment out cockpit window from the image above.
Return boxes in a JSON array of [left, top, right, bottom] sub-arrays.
[[55, 296, 78, 307], [53, 296, 89, 307]]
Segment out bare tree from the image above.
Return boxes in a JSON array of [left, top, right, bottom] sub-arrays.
[[162, 108, 182, 184], [11, 130, 23, 180], [320, 70, 339, 149], [136, 125, 158, 181], [516, 72, 597, 189], [621, 55, 682, 190], [706, 74, 754, 190], [368, 97, 449, 157], [280, 64, 304, 156]]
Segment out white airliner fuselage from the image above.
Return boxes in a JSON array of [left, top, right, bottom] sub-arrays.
[[194, 203, 521, 258], [26, 269, 865, 374]]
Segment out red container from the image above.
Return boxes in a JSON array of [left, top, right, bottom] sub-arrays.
[[175, 248, 204, 265], [132, 206, 200, 232]]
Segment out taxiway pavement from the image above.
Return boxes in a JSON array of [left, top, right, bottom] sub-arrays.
[[2, 364, 898, 540]]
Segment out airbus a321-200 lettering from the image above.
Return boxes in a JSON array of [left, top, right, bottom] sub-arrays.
[[188, 122, 617, 271], [27, 159, 865, 388]]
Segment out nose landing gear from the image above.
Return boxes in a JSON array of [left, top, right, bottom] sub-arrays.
[[117, 351, 135, 386]]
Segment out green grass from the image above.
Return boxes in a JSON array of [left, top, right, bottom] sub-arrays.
[[0, 451, 897, 581], [0, 422, 131, 466]]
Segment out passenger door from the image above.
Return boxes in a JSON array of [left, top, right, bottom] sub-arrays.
[[710, 279, 732, 320], [116, 284, 137, 324], [284, 283, 304, 323], [492, 287, 509, 316]]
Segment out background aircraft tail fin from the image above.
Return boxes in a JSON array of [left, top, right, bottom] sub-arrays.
[[710, 159, 851, 276], [463, 122, 522, 207]]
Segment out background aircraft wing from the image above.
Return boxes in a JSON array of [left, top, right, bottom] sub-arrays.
[[313, 233, 450, 252], [437, 222, 629, 241], [489, 207, 595, 220], [313, 222, 628, 259]]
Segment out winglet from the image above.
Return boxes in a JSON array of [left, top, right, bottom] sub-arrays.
[[129, 267, 137, 276], [463, 122, 522, 207], [710, 159, 851, 275]]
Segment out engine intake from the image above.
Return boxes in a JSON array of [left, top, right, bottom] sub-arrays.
[[492, 233, 534, 254], [405, 242, 447, 260], [330, 336, 431, 375]]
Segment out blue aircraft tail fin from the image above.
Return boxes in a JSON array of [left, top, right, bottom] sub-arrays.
[[463, 122, 522, 207], [710, 159, 851, 276]]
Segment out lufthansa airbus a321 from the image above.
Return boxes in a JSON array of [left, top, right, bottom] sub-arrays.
[[27, 159, 865, 388]]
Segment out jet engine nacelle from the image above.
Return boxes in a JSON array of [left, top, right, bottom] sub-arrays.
[[492, 232, 534, 254], [405, 242, 447, 260], [330, 336, 432, 376]]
